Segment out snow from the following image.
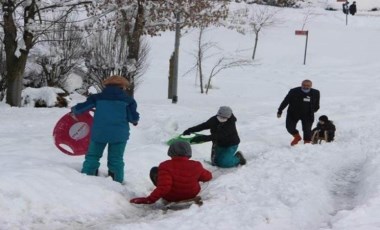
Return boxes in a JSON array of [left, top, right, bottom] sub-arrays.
[[324, 0, 379, 10], [64, 73, 83, 93], [1, 1, 380, 229], [21, 87, 65, 107]]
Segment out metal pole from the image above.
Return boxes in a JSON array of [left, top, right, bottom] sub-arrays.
[[346, 12, 348, 25], [303, 32, 309, 65], [172, 12, 181, 104]]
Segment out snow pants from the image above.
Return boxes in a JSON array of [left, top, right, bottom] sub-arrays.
[[214, 145, 240, 168], [81, 141, 127, 183]]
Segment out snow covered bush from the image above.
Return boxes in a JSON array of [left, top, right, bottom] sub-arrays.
[[21, 87, 69, 108], [244, 0, 300, 7]]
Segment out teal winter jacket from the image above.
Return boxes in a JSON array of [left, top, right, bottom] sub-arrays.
[[72, 85, 140, 143]]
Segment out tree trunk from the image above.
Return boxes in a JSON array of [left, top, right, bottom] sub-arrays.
[[197, 27, 204, 94], [252, 32, 259, 60], [119, 10, 127, 65], [198, 59, 204, 94], [3, 0, 35, 106], [205, 76, 212, 95], [6, 64, 26, 106], [171, 12, 181, 104], [126, 0, 145, 97], [168, 52, 174, 99]]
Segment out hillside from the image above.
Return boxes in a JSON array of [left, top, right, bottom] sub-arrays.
[[1, 2, 380, 230]]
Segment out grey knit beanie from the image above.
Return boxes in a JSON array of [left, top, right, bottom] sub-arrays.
[[167, 141, 192, 158], [217, 106, 233, 118]]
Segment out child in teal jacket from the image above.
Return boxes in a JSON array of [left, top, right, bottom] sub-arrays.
[[71, 76, 139, 183]]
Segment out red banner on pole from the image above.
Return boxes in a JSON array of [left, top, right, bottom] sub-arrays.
[[295, 30, 308, 36]]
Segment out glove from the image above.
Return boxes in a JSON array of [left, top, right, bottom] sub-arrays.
[[190, 135, 208, 143], [130, 197, 154, 204], [70, 112, 79, 121], [277, 112, 281, 118], [182, 129, 192, 135]]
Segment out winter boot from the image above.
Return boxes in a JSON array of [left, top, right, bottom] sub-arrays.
[[304, 140, 311, 144], [108, 170, 115, 180], [235, 151, 246, 165], [149, 167, 158, 186], [290, 133, 302, 146]]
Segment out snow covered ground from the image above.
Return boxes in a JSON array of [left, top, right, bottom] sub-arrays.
[[1, 1, 380, 229]]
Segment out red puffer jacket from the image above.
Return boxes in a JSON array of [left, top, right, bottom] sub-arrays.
[[148, 156, 212, 202]]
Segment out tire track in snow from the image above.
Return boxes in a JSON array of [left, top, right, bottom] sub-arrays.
[[320, 163, 363, 229], [320, 123, 380, 229], [330, 165, 362, 213]]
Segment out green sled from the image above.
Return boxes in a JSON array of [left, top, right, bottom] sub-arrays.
[[166, 133, 207, 146]]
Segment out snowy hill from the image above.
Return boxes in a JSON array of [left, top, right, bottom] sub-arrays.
[[305, 0, 379, 11], [1, 1, 380, 230]]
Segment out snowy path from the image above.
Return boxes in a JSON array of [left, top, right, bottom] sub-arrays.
[[330, 165, 362, 214], [320, 122, 380, 230], [2, 105, 380, 230], [321, 163, 363, 229]]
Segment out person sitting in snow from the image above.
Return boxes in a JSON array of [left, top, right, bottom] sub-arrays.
[[130, 141, 212, 204], [182, 106, 246, 168], [71, 75, 140, 183], [311, 115, 336, 143]]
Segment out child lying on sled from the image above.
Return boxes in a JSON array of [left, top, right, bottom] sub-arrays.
[[130, 141, 212, 204]]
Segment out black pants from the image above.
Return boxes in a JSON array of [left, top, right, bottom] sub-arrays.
[[211, 143, 216, 166], [286, 115, 314, 141], [316, 130, 335, 142], [150, 167, 158, 186]]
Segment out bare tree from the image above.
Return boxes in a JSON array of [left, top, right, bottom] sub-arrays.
[[163, 0, 229, 102], [1, 0, 91, 106], [84, 0, 229, 100], [31, 17, 86, 91], [84, 0, 157, 96], [83, 29, 129, 93], [228, 5, 280, 60], [0, 42, 6, 101], [185, 27, 254, 95], [184, 27, 220, 94], [205, 57, 254, 94], [300, 7, 318, 30], [195, 27, 207, 94], [83, 28, 149, 94], [242, 0, 297, 7]]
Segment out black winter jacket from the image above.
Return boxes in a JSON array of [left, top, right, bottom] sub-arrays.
[[186, 114, 240, 147], [312, 121, 336, 141], [349, 4, 356, 15], [278, 87, 320, 119]]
